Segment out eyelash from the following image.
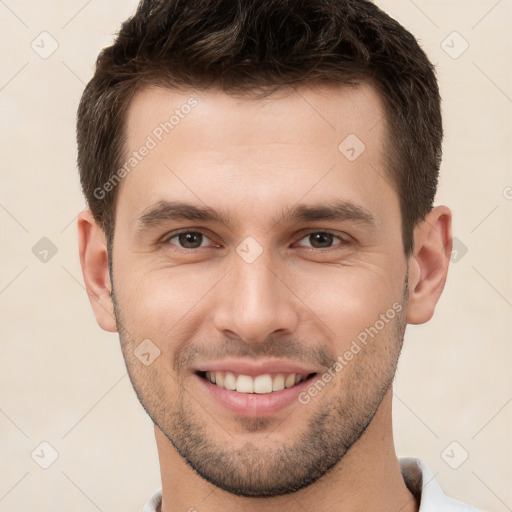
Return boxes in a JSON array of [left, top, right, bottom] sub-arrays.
[[161, 229, 353, 251]]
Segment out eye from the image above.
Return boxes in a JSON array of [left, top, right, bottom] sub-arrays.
[[163, 230, 214, 249], [161, 229, 352, 251], [295, 231, 351, 249]]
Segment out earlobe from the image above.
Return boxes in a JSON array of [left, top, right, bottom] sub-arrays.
[[406, 205, 453, 325], [77, 210, 118, 332]]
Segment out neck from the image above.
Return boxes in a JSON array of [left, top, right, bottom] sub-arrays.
[[155, 389, 418, 512]]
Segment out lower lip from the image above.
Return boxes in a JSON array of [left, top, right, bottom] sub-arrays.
[[194, 373, 315, 418]]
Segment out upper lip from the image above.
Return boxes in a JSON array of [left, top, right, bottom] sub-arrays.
[[194, 358, 320, 377]]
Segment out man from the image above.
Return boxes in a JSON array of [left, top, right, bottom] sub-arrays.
[[76, 0, 483, 510]]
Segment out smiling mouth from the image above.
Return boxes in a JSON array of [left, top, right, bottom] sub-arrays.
[[196, 370, 318, 394]]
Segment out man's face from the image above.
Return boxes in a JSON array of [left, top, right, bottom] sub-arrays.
[[111, 83, 409, 496]]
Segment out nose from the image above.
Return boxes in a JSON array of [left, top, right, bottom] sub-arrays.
[[212, 248, 300, 344]]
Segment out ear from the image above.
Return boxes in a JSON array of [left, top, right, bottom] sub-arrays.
[[406, 205, 453, 325], [77, 210, 117, 332]]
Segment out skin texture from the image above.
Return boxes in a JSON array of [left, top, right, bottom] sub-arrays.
[[78, 83, 452, 512]]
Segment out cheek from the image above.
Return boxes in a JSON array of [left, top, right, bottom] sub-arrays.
[[114, 262, 224, 347], [296, 263, 403, 343], [113, 245, 405, 354]]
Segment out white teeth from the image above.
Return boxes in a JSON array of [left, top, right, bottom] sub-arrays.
[[215, 372, 225, 387], [236, 374, 254, 393], [285, 374, 296, 388], [254, 374, 273, 394], [203, 371, 312, 394], [272, 374, 285, 391], [224, 372, 236, 390]]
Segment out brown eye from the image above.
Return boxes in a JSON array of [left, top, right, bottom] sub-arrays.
[[165, 231, 211, 249], [296, 231, 350, 249]]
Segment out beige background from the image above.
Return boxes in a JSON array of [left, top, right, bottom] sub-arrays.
[[1, 1, 511, 511]]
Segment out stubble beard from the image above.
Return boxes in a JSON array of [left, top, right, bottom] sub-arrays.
[[112, 274, 409, 497]]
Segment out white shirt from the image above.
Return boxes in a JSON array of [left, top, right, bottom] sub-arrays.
[[142, 457, 483, 512]]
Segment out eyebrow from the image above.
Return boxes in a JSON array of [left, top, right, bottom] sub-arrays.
[[136, 199, 376, 232]]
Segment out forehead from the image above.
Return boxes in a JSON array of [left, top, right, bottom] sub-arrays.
[[117, 82, 396, 231], [124, 82, 386, 153]]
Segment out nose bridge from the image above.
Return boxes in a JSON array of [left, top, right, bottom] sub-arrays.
[[213, 243, 299, 343]]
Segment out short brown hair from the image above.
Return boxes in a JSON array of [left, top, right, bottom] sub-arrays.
[[77, 0, 442, 256]]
